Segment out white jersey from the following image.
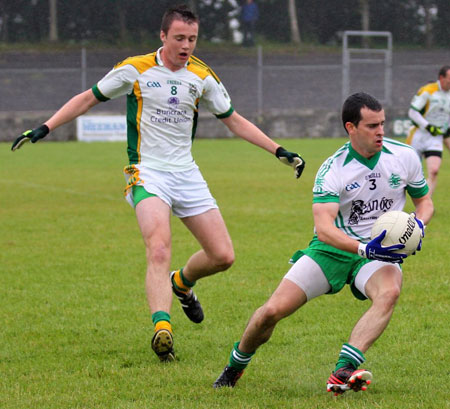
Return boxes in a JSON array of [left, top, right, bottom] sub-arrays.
[[312, 138, 428, 243], [406, 80, 450, 152], [409, 80, 450, 129], [93, 47, 233, 171]]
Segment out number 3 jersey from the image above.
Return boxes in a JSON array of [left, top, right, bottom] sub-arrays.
[[312, 138, 429, 243], [92, 47, 233, 171]]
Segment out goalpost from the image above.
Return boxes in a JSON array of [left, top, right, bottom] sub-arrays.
[[342, 30, 393, 106]]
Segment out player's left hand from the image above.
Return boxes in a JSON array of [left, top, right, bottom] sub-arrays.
[[358, 230, 407, 263], [11, 124, 49, 151], [410, 212, 425, 252], [425, 124, 444, 137], [275, 146, 305, 179]]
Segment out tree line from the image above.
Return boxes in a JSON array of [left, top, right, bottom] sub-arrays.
[[0, 0, 448, 47]]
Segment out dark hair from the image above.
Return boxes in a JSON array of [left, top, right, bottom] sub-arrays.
[[161, 4, 199, 34], [342, 92, 383, 131], [438, 65, 450, 78]]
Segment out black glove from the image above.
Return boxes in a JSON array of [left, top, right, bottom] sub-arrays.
[[275, 146, 305, 179], [11, 124, 50, 151], [444, 128, 450, 139], [425, 124, 444, 137]]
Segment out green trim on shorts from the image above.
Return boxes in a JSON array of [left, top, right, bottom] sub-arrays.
[[132, 185, 157, 207], [290, 236, 372, 300]]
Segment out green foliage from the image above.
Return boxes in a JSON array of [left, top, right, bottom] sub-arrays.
[[1, 139, 449, 408]]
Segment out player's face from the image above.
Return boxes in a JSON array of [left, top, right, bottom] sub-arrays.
[[347, 107, 385, 158], [439, 70, 450, 91], [160, 19, 198, 71]]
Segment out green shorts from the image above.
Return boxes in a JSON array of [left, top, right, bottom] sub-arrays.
[[290, 236, 372, 300]]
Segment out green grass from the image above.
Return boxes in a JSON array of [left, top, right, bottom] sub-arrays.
[[1, 138, 449, 409]]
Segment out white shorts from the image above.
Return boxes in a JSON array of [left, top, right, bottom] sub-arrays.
[[284, 255, 401, 301], [408, 128, 444, 156], [124, 165, 218, 218]]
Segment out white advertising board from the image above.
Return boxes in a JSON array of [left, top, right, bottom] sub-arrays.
[[77, 115, 127, 142]]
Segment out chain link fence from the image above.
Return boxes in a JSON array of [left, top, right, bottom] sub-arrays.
[[1, 47, 448, 114]]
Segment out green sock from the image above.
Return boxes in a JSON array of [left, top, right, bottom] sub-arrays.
[[171, 268, 196, 293], [179, 268, 196, 287], [335, 343, 365, 371], [228, 341, 255, 371], [152, 311, 171, 325]]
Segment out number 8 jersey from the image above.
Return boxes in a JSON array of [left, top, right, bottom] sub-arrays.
[[92, 47, 233, 171], [312, 138, 429, 243]]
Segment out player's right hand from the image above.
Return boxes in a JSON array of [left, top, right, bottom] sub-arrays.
[[425, 124, 444, 137], [11, 124, 49, 151], [357, 230, 407, 263], [275, 146, 306, 179]]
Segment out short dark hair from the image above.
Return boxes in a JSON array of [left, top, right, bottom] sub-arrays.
[[438, 65, 450, 78], [161, 4, 199, 34], [342, 92, 383, 131]]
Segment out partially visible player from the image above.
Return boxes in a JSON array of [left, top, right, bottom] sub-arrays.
[[213, 92, 434, 394], [406, 65, 450, 195], [11, 4, 305, 363]]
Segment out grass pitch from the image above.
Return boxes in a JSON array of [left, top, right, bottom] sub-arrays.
[[1, 138, 449, 409]]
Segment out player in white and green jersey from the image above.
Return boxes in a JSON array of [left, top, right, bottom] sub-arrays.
[[214, 93, 434, 395], [11, 5, 305, 363], [311, 137, 428, 244], [406, 65, 450, 195]]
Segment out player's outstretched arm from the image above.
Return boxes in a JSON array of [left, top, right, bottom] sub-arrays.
[[220, 111, 305, 178], [11, 89, 100, 151]]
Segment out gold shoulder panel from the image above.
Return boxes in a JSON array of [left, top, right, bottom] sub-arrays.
[[114, 52, 157, 74], [418, 82, 439, 96], [187, 55, 221, 83]]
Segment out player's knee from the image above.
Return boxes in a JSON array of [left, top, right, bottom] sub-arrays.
[[212, 248, 235, 271], [260, 303, 284, 325], [146, 240, 171, 265], [429, 168, 439, 178], [374, 286, 401, 309]]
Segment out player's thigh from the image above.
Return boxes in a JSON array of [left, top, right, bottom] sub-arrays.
[[135, 196, 172, 246], [284, 255, 331, 301], [425, 155, 442, 174], [262, 278, 309, 320], [181, 208, 233, 255], [357, 261, 402, 301]]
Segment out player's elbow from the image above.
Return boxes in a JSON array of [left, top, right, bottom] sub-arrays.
[[315, 227, 331, 244]]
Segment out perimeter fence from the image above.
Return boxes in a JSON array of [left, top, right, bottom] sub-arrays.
[[0, 46, 446, 116]]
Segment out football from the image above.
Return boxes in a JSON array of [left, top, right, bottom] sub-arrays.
[[371, 211, 422, 256]]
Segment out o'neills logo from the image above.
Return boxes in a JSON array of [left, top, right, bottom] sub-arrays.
[[398, 217, 416, 244]]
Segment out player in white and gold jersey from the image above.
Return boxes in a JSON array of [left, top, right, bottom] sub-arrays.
[[11, 5, 305, 362], [214, 93, 434, 394], [406, 65, 450, 195]]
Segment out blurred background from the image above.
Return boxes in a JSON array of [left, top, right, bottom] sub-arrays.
[[1, 0, 449, 139]]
